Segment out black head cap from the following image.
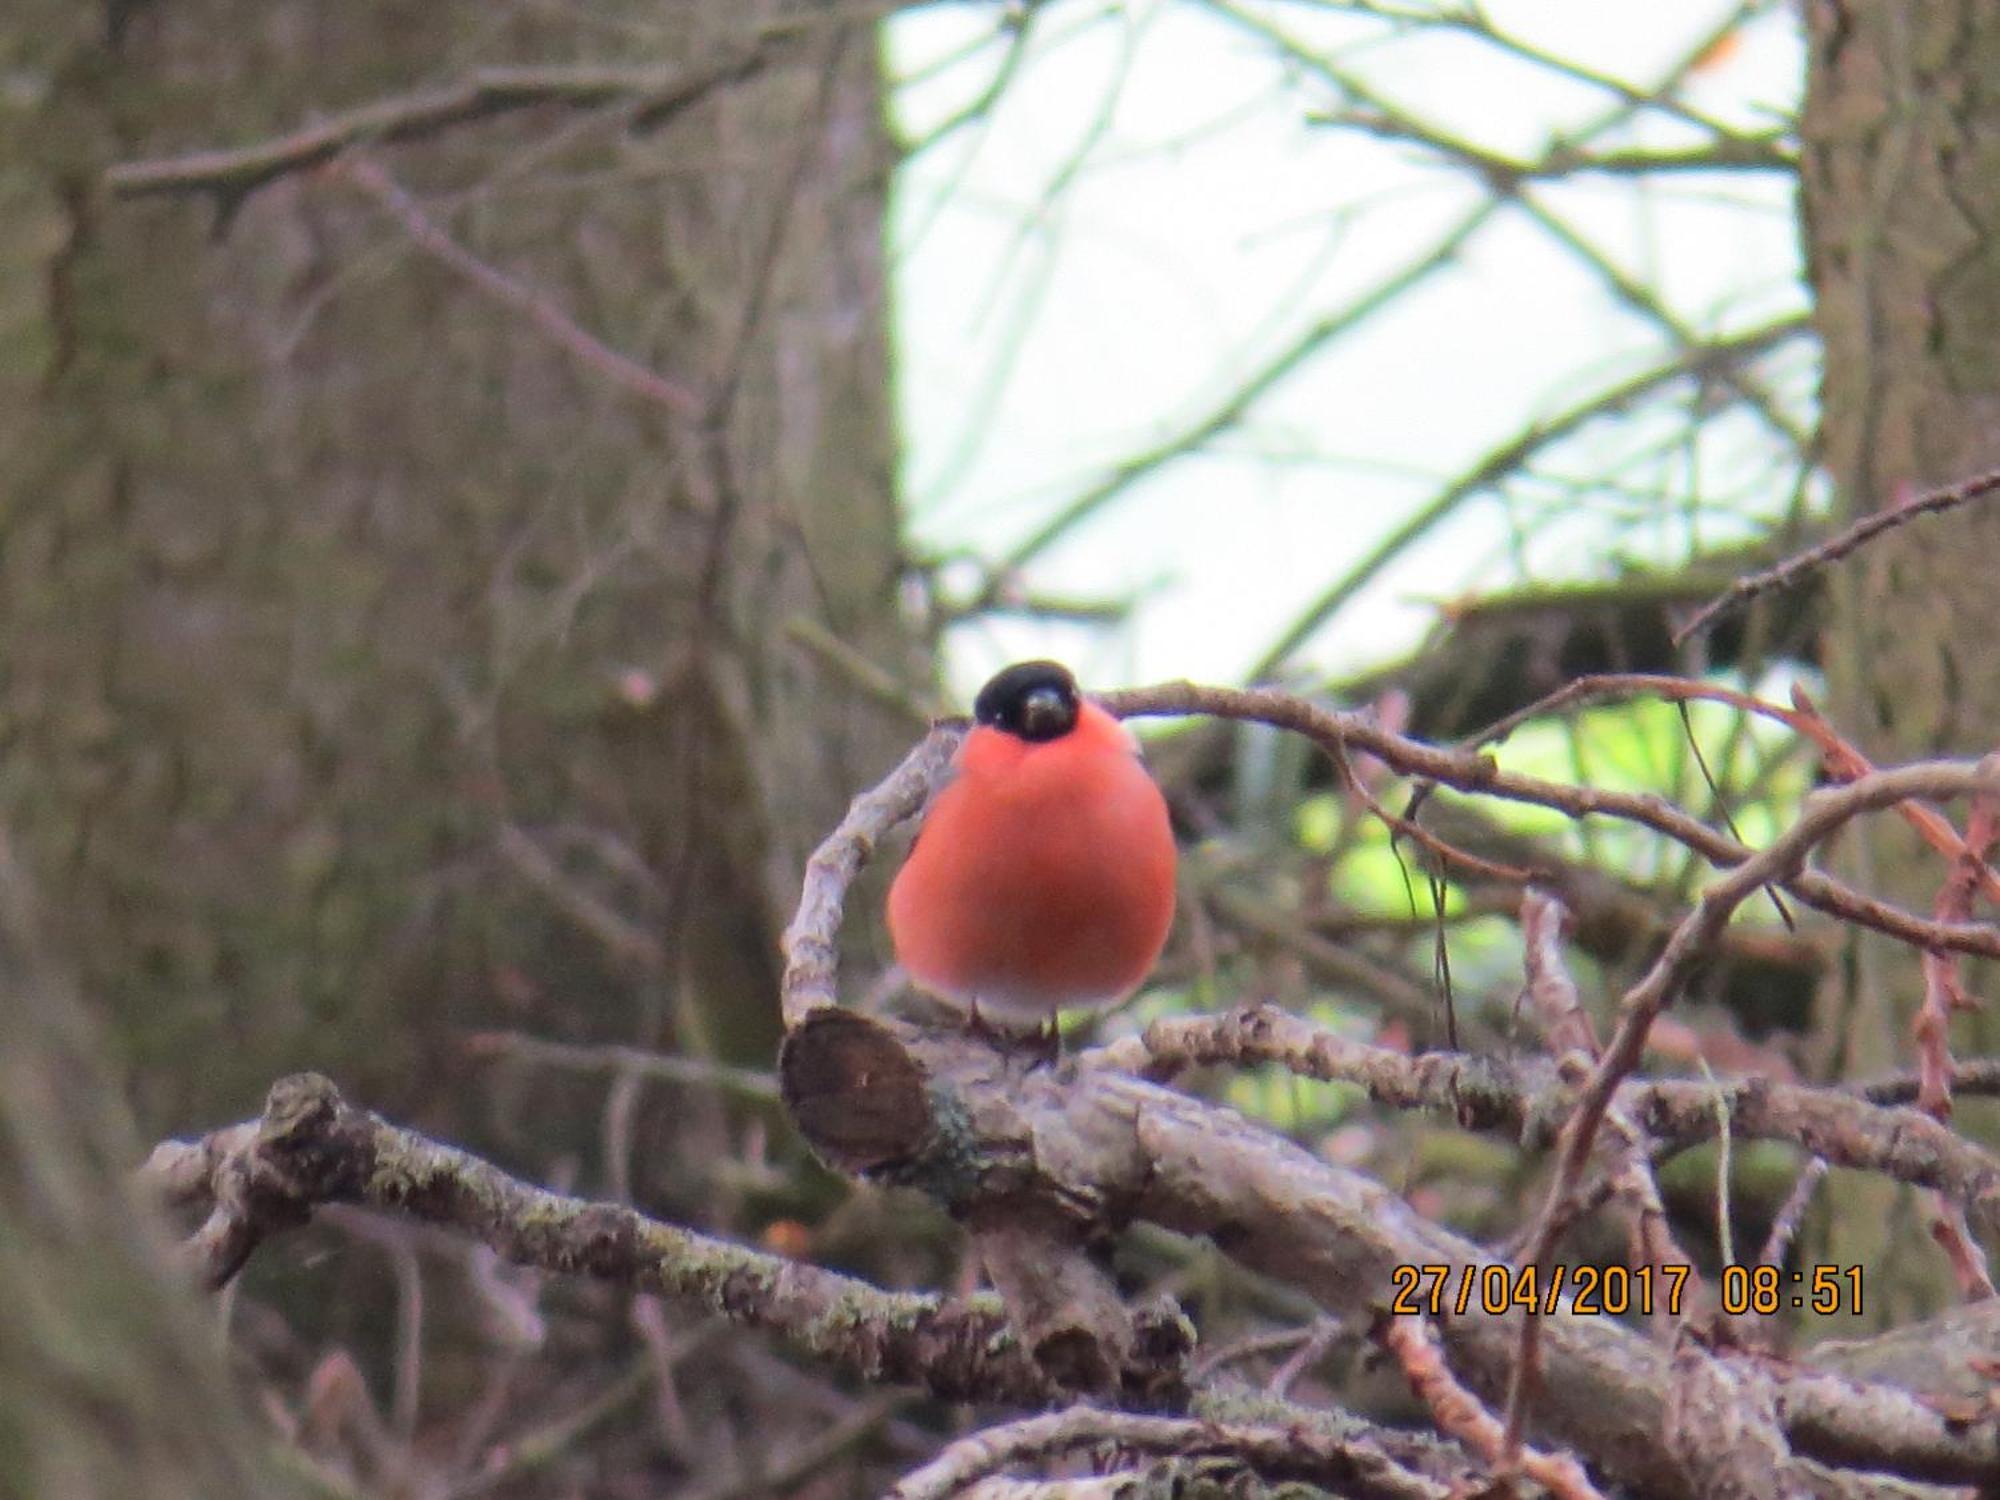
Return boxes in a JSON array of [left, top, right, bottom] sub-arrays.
[[974, 660, 1081, 743]]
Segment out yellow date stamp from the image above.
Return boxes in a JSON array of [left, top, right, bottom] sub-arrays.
[[1719, 1264, 1864, 1316], [1390, 1263, 1688, 1317], [1388, 1262, 1865, 1318]]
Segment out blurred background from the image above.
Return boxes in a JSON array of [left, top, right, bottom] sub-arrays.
[[7, 0, 1997, 1494]]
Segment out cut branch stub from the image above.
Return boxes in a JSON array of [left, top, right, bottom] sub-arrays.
[[781, 1009, 1193, 1401], [780, 1008, 933, 1174]]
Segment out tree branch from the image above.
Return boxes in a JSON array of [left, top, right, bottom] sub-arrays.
[[102, 55, 771, 210], [1677, 467, 2000, 644], [887, 1403, 1454, 1500], [1088, 1003, 2000, 1237], [139, 1072, 1062, 1407], [1101, 680, 2000, 962]]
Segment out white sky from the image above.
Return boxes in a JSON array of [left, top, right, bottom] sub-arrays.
[[884, 0, 1809, 705]]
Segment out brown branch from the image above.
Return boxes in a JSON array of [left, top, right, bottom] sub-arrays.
[[331, 156, 704, 416], [102, 54, 771, 208], [1758, 1158, 1828, 1270], [1517, 892, 1697, 1315], [1789, 685, 2000, 908], [780, 723, 963, 1030], [1464, 671, 1801, 753], [1918, 791, 1999, 1119], [1503, 758, 2000, 1453], [138, 1072, 1062, 1407], [462, 1029, 779, 1103], [1377, 1316, 1603, 1500], [1108, 680, 2000, 961], [1468, 673, 2000, 912], [1676, 467, 2000, 644], [886, 1403, 1455, 1500], [1519, 889, 1600, 1059], [1088, 1004, 2000, 1242], [1931, 1201, 1998, 1303]]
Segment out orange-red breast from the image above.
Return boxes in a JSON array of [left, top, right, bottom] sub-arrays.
[[887, 660, 1177, 1029]]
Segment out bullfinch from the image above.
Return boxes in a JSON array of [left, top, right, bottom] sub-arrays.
[[886, 660, 1177, 1031]]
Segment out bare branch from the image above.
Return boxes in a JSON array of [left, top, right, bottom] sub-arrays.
[[1676, 467, 2000, 644], [1250, 314, 1812, 677], [780, 724, 962, 1030], [462, 1030, 779, 1103], [331, 156, 703, 417], [1102, 680, 2000, 961], [887, 1404, 1454, 1500], [102, 55, 772, 207], [983, 201, 1502, 593], [139, 1072, 1061, 1407], [779, 1005, 2000, 1491], [1917, 792, 1998, 1119], [1505, 757, 2000, 1449], [1377, 1316, 1603, 1500], [1520, 889, 1599, 1059], [1088, 1004, 2000, 1233]]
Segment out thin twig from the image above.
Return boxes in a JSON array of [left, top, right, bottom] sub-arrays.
[[1378, 1317, 1603, 1500], [463, 1030, 779, 1102], [1758, 1158, 1829, 1270], [102, 56, 778, 207], [1102, 680, 2000, 963], [330, 156, 704, 417], [1500, 757, 2000, 1457], [1675, 467, 2000, 643]]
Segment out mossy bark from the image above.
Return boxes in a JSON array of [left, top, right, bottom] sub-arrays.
[[1800, 0, 2000, 1324]]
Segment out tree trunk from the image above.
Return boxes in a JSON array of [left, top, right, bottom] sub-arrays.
[[1801, 0, 2000, 1323], [2, 3, 921, 1146], [0, 836, 283, 1499]]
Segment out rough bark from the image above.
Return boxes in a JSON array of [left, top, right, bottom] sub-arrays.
[[3, 2, 921, 1138], [0, 835, 282, 1499], [1801, 0, 2000, 1322]]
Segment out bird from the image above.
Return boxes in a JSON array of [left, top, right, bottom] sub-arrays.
[[886, 660, 1177, 1034]]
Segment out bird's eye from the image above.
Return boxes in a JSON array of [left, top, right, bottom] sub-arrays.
[[1016, 685, 1076, 741]]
